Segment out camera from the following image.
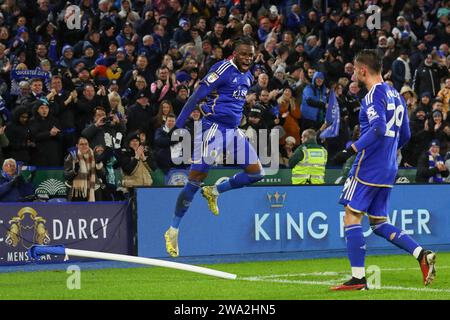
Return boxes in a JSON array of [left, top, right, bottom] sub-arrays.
[[103, 116, 114, 125]]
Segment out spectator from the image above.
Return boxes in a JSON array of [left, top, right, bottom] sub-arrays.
[[416, 140, 449, 183], [75, 83, 110, 135], [417, 92, 433, 115], [29, 99, 63, 167], [424, 109, 450, 154], [278, 87, 301, 146], [153, 100, 174, 130], [437, 78, 450, 113], [47, 75, 78, 153], [172, 85, 189, 116], [81, 106, 126, 150], [249, 72, 269, 95], [5, 106, 33, 165], [117, 131, 153, 188], [108, 91, 126, 116], [154, 113, 181, 174], [412, 53, 449, 98], [391, 49, 412, 92], [21, 78, 45, 112], [289, 129, 327, 184], [64, 137, 103, 202], [402, 107, 429, 167], [279, 135, 296, 167], [400, 85, 418, 118], [0, 158, 34, 202], [301, 71, 327, 131], [126, 90, 156, 144], [150, 65, 176, 103], [93, 144, 124, 201]]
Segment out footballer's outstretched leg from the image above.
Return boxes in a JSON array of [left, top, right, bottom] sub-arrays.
[[201, 163, 264, 216], [165, 174, 206, 257], [371, 219, 437, 286], [418, 250, 436, 286]]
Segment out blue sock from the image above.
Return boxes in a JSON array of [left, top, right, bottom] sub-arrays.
[[371, 222, 420, 255], [345, 224, 366, 271], [216, 170, 264, 193], [171, 180, 201, 228]]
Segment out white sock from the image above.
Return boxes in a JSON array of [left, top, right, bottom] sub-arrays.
[[352, 267, 365, 279], [413, 246, 423, 259], [169, 226, 178, 232]]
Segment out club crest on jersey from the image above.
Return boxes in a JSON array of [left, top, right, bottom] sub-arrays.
[[366, 106, 379, 121], [206, 72, 219, 83]]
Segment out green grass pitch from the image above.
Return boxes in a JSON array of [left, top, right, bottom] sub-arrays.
[[0, 252, 449, 300]]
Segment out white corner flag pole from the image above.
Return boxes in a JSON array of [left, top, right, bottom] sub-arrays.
[[64, 248, 237, 280]]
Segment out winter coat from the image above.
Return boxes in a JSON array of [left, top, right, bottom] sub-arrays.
[[412, 62, 449, 98], [4, 107, 32, 164], [300, 71, 327, 122], [29, 114, 63, 167]]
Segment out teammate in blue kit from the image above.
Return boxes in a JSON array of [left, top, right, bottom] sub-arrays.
[[331, 50, 436, 290], [164, 38, 265, 257]]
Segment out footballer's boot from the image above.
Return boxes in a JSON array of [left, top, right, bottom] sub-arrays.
[[164, 227, 179, 257], [201, 186, 219, 216], [418, 250, 436, 286], [330, 277, 368, 291]]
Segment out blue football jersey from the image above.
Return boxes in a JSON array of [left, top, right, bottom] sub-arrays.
[[350, 82, 410, 186], [198, 59, 254, 128]]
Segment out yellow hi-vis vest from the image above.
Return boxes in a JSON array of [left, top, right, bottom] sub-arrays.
[[291, 147, 327, 184]]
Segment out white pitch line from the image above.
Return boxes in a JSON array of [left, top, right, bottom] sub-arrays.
[[240, 277, 450, 293], [239, 266, 450, 294], [242, 265, 450, 280]]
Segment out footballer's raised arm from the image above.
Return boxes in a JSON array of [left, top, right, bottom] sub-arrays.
[[175, 61, 229, 129], [353, 86, 387, 152]]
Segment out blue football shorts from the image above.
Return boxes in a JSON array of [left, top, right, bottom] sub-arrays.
[[190, 118, 259, 173], [338, 175, 392, 219]]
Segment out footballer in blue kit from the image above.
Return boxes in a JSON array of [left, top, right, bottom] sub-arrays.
[[164, 38, 265, 257], [332, 50, 436, 290]]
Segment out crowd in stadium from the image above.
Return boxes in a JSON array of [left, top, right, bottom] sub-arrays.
[[0, 0, 449, 201]]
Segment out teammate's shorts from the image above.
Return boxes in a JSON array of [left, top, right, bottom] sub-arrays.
[[338, 175, 391, 219], [190, 118, 259, 173]]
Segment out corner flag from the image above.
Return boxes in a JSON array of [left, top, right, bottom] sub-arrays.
[[319, 90, 340, 139]]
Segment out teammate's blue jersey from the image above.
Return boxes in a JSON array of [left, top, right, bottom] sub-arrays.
[[349, 82, 410, 187], [198, 59, 253, 128]]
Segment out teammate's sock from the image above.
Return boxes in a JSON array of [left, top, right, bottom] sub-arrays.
[[371, 222, 421, 255], [216, 170, 264, 193], [345, 224, 366, 279], [171, 179, 201, 228]]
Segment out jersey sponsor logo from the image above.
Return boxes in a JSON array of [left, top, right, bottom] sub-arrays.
[[232, 77, 237, 83], [206, 72, 219, 83], [366, 106, 379, 121]]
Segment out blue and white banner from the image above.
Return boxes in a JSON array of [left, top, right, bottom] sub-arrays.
[[10, 69, 51, 95], [137, 185, 450, 257], [320, 90, 340, 139]]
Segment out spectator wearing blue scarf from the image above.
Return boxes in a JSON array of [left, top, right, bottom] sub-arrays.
[[416, 139, 449, 183]]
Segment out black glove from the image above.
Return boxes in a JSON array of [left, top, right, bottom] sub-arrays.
[[334, 146, 356, 164], [74, 162, 80, 174]]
